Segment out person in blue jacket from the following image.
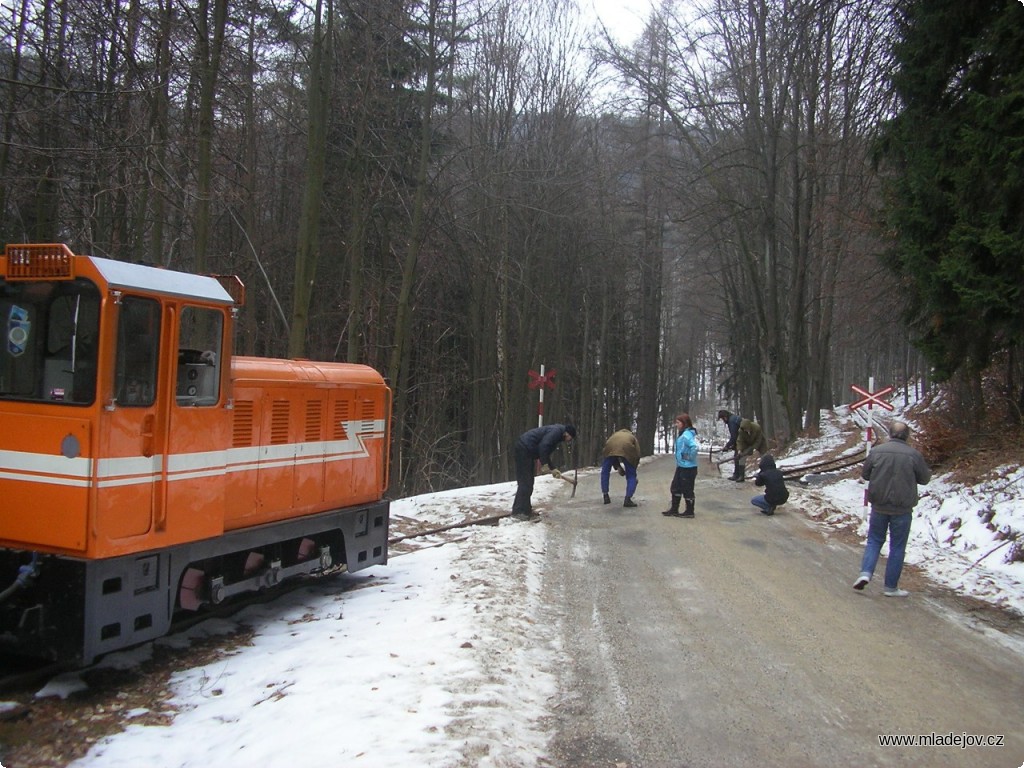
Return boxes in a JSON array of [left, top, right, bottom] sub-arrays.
[[511, 423, 576, 520], [663, 413, 699, 518]]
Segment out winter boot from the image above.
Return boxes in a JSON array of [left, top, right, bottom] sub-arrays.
[[661, 495, 681, 516], [680, 497, 695, 518], [603, 493, 611, 505], [623, 496, 637, 508]]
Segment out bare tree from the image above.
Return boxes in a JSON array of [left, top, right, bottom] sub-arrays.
[[289, 0, 333, 358], [602, 0, 897, 442]]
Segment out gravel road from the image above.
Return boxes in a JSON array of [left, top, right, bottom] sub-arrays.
[[541, 454, 1024, 768]]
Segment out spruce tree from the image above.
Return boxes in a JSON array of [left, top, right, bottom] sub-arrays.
[[877, 0, 1024, 388]]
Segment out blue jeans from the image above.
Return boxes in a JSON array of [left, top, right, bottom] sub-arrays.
[[601, 457, 637, 498], [859, 510, 912, 589], [751, 494, 773, 513]]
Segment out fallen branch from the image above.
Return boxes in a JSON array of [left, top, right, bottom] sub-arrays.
[[964, 532, 1020, 573]]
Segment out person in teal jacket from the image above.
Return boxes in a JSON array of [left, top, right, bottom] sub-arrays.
[[663, 413, 699, 518]]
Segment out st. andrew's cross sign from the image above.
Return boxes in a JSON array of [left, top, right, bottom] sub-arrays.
[[528, 365, 556, 427], [850, 380, 894, 512], [850, 383, 895, 412]]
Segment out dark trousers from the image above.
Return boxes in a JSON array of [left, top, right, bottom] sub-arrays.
[[671, 466, 697, 503], [512, 441, 536, 514]]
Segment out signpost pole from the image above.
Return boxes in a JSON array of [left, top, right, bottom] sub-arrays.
[[849, 378, 895, 517], [527, 366, 558, 474], [538, 364, 545, 427], [866, 375, 874, 457]]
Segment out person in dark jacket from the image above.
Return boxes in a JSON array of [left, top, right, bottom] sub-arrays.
[[601, 428, 642, 508], [853, 420, 931, 596], [512, 423, 576, 520], [751, 454, 788, 516], [718, 409, 742, 479]]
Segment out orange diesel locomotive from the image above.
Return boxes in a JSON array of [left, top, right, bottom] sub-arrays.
[[0, 244, 391, 665]]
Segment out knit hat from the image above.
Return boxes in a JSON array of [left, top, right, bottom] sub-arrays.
[[564, 424, 577, 439]]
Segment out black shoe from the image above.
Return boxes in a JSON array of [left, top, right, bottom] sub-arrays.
[[623, 498, 637, 508], [662, 509, 680, 516], [679, 512, 695, 518], [603, 493, 611, 505], [511, 511, 540, 521]]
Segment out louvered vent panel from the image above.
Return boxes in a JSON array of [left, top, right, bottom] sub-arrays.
[[232, 401, 255, 447], [334, 400, 350, 439], [271, 400, 290, 444], [361, 400, 376, 433], [305, 399, 323, 442]]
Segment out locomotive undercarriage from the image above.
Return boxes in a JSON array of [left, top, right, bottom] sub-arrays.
[[0, 500, 389, 666]]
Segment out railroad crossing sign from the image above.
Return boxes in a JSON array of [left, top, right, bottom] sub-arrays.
[[528, 368, 557, 390], [851, 379, 894, 513], [850, 383, 894, 411], [529, 365, 556, 427]]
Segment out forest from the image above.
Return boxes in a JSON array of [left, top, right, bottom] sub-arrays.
[[2, 0, 1021, 495]]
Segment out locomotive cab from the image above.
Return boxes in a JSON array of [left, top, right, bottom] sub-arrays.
[[0, 244, 391, 665]]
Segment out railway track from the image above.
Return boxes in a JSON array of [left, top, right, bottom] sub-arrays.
[[0, 509, 507, 693], [707, 445, 867, 484], [388, 511, 509, 554], [4, 453, 871, 692], [778, 447, 867, 482]]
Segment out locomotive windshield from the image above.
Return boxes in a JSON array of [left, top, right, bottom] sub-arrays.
[[0, 278, 101, 405]]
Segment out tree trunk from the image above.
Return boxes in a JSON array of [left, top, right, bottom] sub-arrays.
[[289, 0, 333, 359]]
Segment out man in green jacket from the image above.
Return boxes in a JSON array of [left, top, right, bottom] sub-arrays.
[[601, 429, 641, 507], [720, 409, 768, 482]]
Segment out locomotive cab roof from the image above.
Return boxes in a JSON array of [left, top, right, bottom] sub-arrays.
[[3, 243, 243, 306]]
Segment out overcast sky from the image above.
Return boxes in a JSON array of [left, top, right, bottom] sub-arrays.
[[586, 0, 652, 41]]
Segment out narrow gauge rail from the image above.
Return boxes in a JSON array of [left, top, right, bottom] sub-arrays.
[[388, 512, 509, 556], [708, 446, 867, 484], [0, 511, 508, 691], [778, 447, 867, 482], [0, 565, 354, 693]]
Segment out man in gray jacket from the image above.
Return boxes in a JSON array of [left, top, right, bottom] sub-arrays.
[[853, 421, 931, 596]]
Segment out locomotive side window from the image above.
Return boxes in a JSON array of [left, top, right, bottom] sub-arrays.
[[115, 297, 160, 407], [0, 278, 100, 404], [176, 306, 223, 406]]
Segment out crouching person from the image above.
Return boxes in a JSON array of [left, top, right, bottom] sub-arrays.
[[751, 455, 788, 516]]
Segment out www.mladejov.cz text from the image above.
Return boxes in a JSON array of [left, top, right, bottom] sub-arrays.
[[878, 732, 1004, 748]]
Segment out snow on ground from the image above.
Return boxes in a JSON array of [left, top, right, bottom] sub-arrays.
[[12, 396, 1022, 767], [53, 482, 566, 768], [785, 401, 1024, 617]]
